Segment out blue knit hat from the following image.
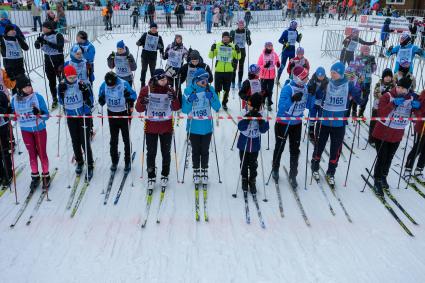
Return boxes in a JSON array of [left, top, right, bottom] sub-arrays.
[[117, 40, 125, 49], [315, 67, 326, 77], [192, 68, 209, 84], [330, 62, 345, 78], [0, 11, 9, 20]]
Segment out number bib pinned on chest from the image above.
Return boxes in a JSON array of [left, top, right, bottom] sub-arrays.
[[234, 33, 246, 48], [384, 98, 413, 130], [287, 85, 308, 116], [71, 61, 89, 83], [147, 92, 172, 121], [346, 39, 358, 52], [64, 83, 83, 110], [167, 49, 183, 68], [4, 39, 22, 59], [105, 83, 126, 112], [217, 46, 233, 63], [14, 94, 40, 128], [288, 30, 297, 46], [323, 81, 349, 112], [190, 92, 211, 118], [241, 121, 260, 139], [114, 56, 131, 78], [396, 47, 413, 66], [186, 66, 197, 86], [145, 34, 159, 52], [249, 79, 262, 94]]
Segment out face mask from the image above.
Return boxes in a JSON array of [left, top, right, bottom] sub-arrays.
[[265, 49, 272, 54]]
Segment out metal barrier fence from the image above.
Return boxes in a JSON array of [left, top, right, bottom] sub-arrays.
[[320, 29, 425, 92]]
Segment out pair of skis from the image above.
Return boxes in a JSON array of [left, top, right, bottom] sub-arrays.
[[391, 167, 425, 199], [10, 168, 58, 228], [243, 190, 266, 229], [141, 182, 168, 228], [195, 183, 208, 222]]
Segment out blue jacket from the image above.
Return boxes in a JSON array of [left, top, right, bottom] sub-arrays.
[[278, 28, 299, 54], [64, 56, 95, 83], [11, 92, 49, 132], [77, 41, 96, 64], [386, 43, 424, 73], [237, 113, 269, 152], [277, 81, 315, 125], [0, 19, 23, 37], [98, 79, 137, 110], [164, 4, 172, 14], [205, 6, 213, 22], [58, 80, 93, 116], [320, 78, 362, 127], [380, 23, 391, 41], [182, 84, 221, 135]]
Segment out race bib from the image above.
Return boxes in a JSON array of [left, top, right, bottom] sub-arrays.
[[105, 83, 126, 112], [217, 45, 232, 63], [186, 66, 197, 86], [249, 79, 262, 94], [323, 81, 349, 112], [167, 49, 183, 68], [287, 85, 307, 116], [14, 93, 40, 128], [41, 34, 61, 55], [346, 40, 358, 52], [190, 91, 211, 118], [5, 40, 22, 59], [64, 83, 83, 110], [234, 33, 246, 48], [384, 98, 412, 129], [240, 120, 260, 138], [396, 47, 413, 65], [71, 61, 89, 83], [145, 34, 159, 52], [115, 56, 131, 78], [288, 30, 297, 45], [146, 92, 172, 121]]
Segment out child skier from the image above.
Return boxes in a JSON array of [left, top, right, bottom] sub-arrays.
[[66, 45, 92, 85], [179, 49, 213, 88], [258, 42, 281, 111], [386, 33, 424, 73], [276, 20, 302, 84], [11, 75, 50, 189], [75, 31, 95, 85], [339, 28, 376, 66], [58, 65, 94, 179], [287, 47, 310, 79], [369, 68, 395, 144], [135, 69, 180, 189], [98, 72, 137, 172], [107, 40, 137, 86], [371, 76, 419, 196], [311, 62, 363, 185], [238, 92, 269, 194], [239, 64, 264, 110], [182, 68, 221, 185], [272, 66, 314, 188], [394, 62, 416, 92], [306, 66, 328, 141]]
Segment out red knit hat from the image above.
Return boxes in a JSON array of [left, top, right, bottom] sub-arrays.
[[64, 65, 77, 77], [292, 66, 309, 81]]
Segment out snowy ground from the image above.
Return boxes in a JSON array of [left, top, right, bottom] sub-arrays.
[[1, 23, 425, 283]]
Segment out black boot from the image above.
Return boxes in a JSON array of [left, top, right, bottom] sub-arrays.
[[86, 165, 94, 181], [382, 175, 389, 190], [249, 179, 257, 194], [75, 163, 84, 175], [289, 175, 298, 189], [272, 168, 279, 181], [242, 177, 249, 192], [373, 178, 385, 198], [289, 154, 299, 186], [124, 162, 131, 173], [51, 97, 59, 109], [308, 125, 315, 142], [41, 172, 51, 189], [30, 173, 41, 190], [110, 163, 118, 172]]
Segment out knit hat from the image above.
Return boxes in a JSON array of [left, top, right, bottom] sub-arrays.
[[292, 66, 309, 82], [400, 33, 411, 45], [264, 41, 273, 48], [384, 18, 391, 24], [0, 11, 8, 20], [248, 64, 260, 75], [189, 50, 200, 61], [70, 44, 82, 57], [16, 75, 32, 90], [64, 65, 77, 77], [331, 62, 345, 78], [248, 93, 263, 111], [382, 68, 393, 79], [77, 30, 88, 40], [222, 31, 230, 38], [397, 76, 412, 90], [116, 40, 125, 49], [296, 47, 304, 55], [150, 22, 158, 28], [192, 68, 209, 84], [42, 21, 55, 30], [289, 20, 297, 29], [153, 68, 166, 80], [4, 24, 15, 35], [105, 71, 117, 87], [360, 45, 370, 54], [315, 67, 326, 77]]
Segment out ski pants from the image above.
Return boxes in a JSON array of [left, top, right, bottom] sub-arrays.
[[311, 125, 345, 176], [44, 54, 64, 101], [176, 15, 184, 28], [22, 129, 49, 175], [67, 117, 94, 167], [140, 55, 156, 87], [405, 133, 425, 170], [132, 17, 138, 28], [277, 50, 295, 81], [206, 21, 212, 33], [261, 79, 274, 106], [231, 48, 246, 84], [214, 72, 232, 105], [4, 58, 25, 94], [108, 111, 131, 165], [339, 49, 354, 66], [374, 140, 399, 179], [189, 133, 212, 169], [0, 124, 12, 182], [272, 122, 301, 177], [369, 108, 378, 143], [239, 150, 258, 181], [351, 82, 371, 116], [166, 14, 171, 28], [146, 132, 172, 178]]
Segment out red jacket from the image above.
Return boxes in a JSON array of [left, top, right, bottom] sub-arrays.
[[135, 81, 180, 134], [372, 88, 417, 143], [414, 90, 425, 134], [287, 56, 310, 75]]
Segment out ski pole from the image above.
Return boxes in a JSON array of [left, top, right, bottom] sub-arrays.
[[259, 144, 268, 202], [8, 121, 18, 204], [140, 130, 146, 179], [209, 98, 222, 183], [397, 118, 412, 190], [230, 129, 238, 150], [181, 104, 194, 183], [232, 135, 249, 198], [82, 102, 89, 182], [41, 50, 50, 108], [126, 103, 135, 187], [101, 106, 106, 193], [404, 122, 425, 189], [344, 120, 359, 187], [14, 122, 22, 155], [56, 106, 61, 158], [304, 113, 312, 191], [172, 130, 179, 183], [64, 108, 71, 189]]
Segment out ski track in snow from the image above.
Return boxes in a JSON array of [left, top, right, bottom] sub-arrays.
[[0, 25, 425, 283]]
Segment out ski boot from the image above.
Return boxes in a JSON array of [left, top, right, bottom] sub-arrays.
[[312, 170, 320, 181], [382, 175, 389, 190], [222, 102, 228, 111], [231, 82, 236, 89], [160, 175, 168, 187], [358, 108, 365, 118], [3, 176, 12, 188], [86, 165, 94, 181], [201, 168, 208, 184], [242, 177, 249, 192], [289, 174, 298, 189], [311, 160, 320, 181], [110, 163, 118, 172], [325, 174, 335, 186], [373, 178, 385, 199], [248, 179, 257, 194], [147, 177, 156, 191], [414, 167, 425, 184], [75, 163, 84, 175], [403, 168, 412, 179], [272, 168, 279, 182], [193, 168, 201, 185], [41, 172, 51, 189], [308, 125, 315, 142], [30, 173, 41, 190], [124, 161, 131, 173]]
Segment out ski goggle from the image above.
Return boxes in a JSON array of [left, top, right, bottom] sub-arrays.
[[197, 79, 208, 85]]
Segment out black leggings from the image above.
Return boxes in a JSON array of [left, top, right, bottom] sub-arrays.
[[146, 132, 172, 178], [189, 133, 212, 169], [374, 140, 399, 179]]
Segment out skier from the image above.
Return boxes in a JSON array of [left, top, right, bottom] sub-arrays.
[[394, 62, 416, 92], [238, 93, 269, 194], [257, 42, 280, 111], [379, 18, 392, 57], [286, 47, 310, 79], [311, 62, 363, 185], [130, 6, 140, 29], [306, 66, 329, 141], [163, 34, 188, 103], [136, 22, 164, 87], [208, 31, 241, 110], [352, 45, 376, 117], [339, 28, 376, 66], [369, 68, 395, 144], [179, 49, 213, 88], [271, 66, 314, 188], [239, 64, 264, 110], [276, 20, 302, 84], [0, 90, 12, 187], [404, 89, 425, 182], [182, 68, 221, 185], [58, 65, 94, 178], [371, 76, 419, 196], [34, 21, 64, 109], [386, 33, 424, 73], [0, 24, 29, 91], [65, 45, 92, 85], [98, 72, 137, 172], [76, 30, 95, 85], [107, 40, 137, 86], [230, 19, 252, 89], [135, 69, 180, 189], [11, 75, 50, 189]]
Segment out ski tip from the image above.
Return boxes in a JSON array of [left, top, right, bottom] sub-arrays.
[[26, 221, 31, 226], [262, 199, 268, 202], [231, 194, 237, 198], [156, 220, 160, 224], [10, 224, 15, 228]]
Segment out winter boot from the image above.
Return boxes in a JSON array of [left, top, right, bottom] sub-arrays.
[[248, 179, 257, 194], [110, 163, 118, 172], [308, 125, 315, 142], [241, 177, 249, 192], [201, 168, 208, 184], [30, 173, 41, 190], [193, 168, 201, 185], [86, 165, 94, 181], [403, 168, 412, 179], [325, 174, 335, 186], [382, 175, 389, 190], [414, 167, 425, 183], [373, 178, 385, 198], [222, 102, 228, 111], [75, 163, 84, 175], [41, 172, 51, 189], [160, 175, 168, 187], [124, 161, 131, 173], [289, 175, 298, 189], [2, 176, 12, 188], [272, 168, 279, 182], [311, 160, 320, 181], [147, 177, 156, 191]]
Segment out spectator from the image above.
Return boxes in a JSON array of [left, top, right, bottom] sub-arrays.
[[131, 6, 140, 29], [226, 6, 234, 27], [164, 2, 172, 28], [244, 8, 252, 27], [205, 5, 213, 33], [175, 2, 185, 28], [213, 6, 220, 27], [31, 2, 43, 32], [314, 2, 322, 26], [56, 3, 67, 34], [147, 1, 155, 25]]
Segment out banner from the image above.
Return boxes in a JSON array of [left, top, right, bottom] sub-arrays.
[[359, 15, 409, 32]]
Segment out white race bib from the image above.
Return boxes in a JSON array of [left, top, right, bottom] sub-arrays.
[[249, 79, 262, 94], [105, 83, 126, 112], [240, 120, 260, 138], [346, 40, 358, 52], [145, 34, 159, 52], [186, 66, 197, 86], [167, 49, 183, 68], [14, 93, 40, 128], [384, 98, 412, 129], [396, 47, 413, 65], [146, 92, 172, 121], [323, 81, 349, 112], [190, 91, 211, 118], [64, 83, 83, 110], [286, 85, 307, 116], [71, 61, 89, 83], [217, 45, 232, 63], [115, 56, 132, 78], [288, 30, 297, 45], [4, 39, 22, 59], [234, 32, 246, 48]]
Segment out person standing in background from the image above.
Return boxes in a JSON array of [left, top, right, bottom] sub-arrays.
[[31, 2, 42, 32]]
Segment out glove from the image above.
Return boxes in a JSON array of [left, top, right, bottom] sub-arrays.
[[411, 100, 421, 109], [127, 54, 132, 60], [36, 35, 44, 43], [78, 81, 88, 92], [32, 106, 41, 115], [264, 61, 271, 68], [167, 90, 176, 100], [58, 82, 67, 94], [307, 84, 316, 94], [388, 45, 393, 53], [291, 92, 303, 102], [187, 92, 198, 103], [210, 43, 216, 51], [297, 33, 303, 41], [136, 39, 142, 46], [124, 89, 131, 99], [285, 42, 290, 49], [109, 52, 115, 60], [98, 95, 106, 106], [235, 45, 240, 53], [205, 90, 213, 100], [393, 97, 405, 106]]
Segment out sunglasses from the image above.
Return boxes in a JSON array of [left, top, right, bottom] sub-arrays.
[[197, 79, 208, 85]]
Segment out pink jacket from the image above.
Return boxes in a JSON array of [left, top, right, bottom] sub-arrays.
[[258, 49, 281, 79]]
